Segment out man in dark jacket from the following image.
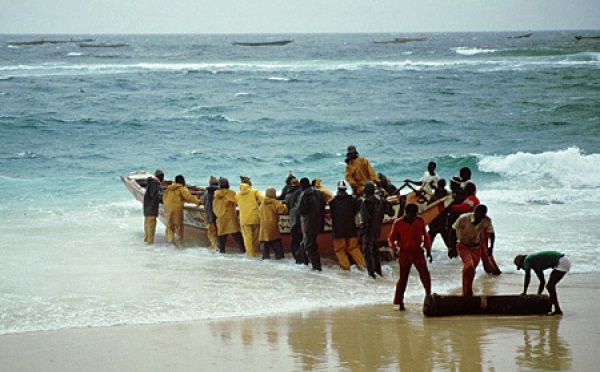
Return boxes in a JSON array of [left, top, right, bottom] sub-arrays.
[[329, 180, 365, 270], [284, 178, 302, 263], [202, 176, 219, 249], [278, 171, 296, 201], [143, 169, 165, 244], [297, 177, 326, 271], [360, 182, 394, 279]]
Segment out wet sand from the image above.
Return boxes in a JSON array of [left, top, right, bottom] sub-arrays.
[[1, 272, 598, 371]]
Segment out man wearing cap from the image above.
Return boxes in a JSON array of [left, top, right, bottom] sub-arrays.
[[202, 176, 219, 249], [345, 145, 381, 195], [514, 251, 570, 316], [329, 180, 365, 270], [143, 169, 164, 244]]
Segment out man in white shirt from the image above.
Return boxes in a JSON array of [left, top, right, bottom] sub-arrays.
[[405, 161, 439, 195]]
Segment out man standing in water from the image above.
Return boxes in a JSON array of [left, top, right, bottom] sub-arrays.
[[297, 177, 326, 271], [214, 177, 246, 253], [514, 251, 570, 316], [202, 176, 220, 249], [163, 174, 201, 247], [143, 169, 164, 245], [360, 182, 394, 279], [284, 178, 303, 263], [449, 204, 495, 296], [329, 180, 365, 271], [388, 204, 432, 310]]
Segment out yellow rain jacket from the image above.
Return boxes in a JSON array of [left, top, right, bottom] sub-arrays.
[[236, 183, 264, 225], [345, 156, 380, 195], [163, 183, 200, 225], [213, 188, 240, 235], [259, 196, 288, 242], [314, 178, 333, 203]]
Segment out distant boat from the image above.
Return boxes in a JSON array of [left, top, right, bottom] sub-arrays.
[[78, 43, 129, 48], [508, 32, 533, 39], [574, 35, 600, 40], [8, 40, 46, 46], [8, 38, 95, 46], [232, 40, 293, 47], [373, 37, 428, 44]]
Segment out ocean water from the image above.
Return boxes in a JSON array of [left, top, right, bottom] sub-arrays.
[[1, 31, 599, 335]]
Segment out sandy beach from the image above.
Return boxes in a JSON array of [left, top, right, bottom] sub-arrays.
[[1, 272, 598, 371]]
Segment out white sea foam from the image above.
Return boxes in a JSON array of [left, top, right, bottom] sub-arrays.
[[0, 197, 449, 334], [3, 55, 591, 79], [453, 47, 497, 56], [478, 147, 600, 189]]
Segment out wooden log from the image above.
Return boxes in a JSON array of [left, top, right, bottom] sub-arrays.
[[423, 293, 551, 317]]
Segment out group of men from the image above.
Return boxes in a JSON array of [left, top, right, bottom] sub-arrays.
[[141, 144, 569, 315], [391, 158, 569, 315], [387, 160, 498, 310]]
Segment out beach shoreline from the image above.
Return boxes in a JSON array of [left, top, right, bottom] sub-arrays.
[[1, 272, 598, 371]]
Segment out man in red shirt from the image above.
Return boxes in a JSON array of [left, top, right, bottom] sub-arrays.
[[388, 204, 432, 310]]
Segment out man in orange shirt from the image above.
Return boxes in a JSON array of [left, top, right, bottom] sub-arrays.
[[388, 204, 432, 310]]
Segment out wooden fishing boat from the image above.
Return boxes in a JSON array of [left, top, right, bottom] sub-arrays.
[[232, 40, 293, 47], [121, 171, 453, 255]]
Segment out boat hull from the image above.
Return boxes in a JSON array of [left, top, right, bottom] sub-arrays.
[[232, 40, 293, 47]]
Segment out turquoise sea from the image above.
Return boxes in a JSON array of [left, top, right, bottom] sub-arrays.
[[1, 31, 599, 334]]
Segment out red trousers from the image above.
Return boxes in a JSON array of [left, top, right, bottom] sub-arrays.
[[393, 251, 431, 305], [457, 242, 482, 296]]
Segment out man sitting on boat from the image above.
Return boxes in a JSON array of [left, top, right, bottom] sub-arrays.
[[345, 145, 381, 195]]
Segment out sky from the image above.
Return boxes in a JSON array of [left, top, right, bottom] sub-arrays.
[[1, 0, 599, 34]]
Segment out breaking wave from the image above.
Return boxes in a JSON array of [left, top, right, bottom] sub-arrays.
[[478, 147, 600, 189]]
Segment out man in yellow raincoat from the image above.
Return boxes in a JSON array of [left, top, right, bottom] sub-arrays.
[[163, 174, 201, 247], [213, 177, 246, 253], [236, 176, 264, 257], [313, 177, 333, 203], [344, 145, 380, 195], [258, 187, 288, 259]]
